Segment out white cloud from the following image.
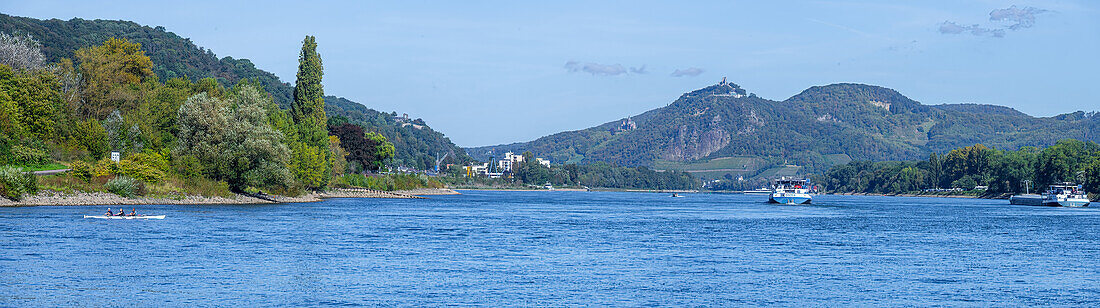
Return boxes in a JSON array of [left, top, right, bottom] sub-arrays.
[[989, 5, 1047, 30], [564, 60, 628, 76], [670, 67, 704, 77], [938, 5, 1047, 38]]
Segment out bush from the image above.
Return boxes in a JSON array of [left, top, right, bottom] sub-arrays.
[[337, 173, 387, 190], [243, 186, 262, 195], [952, 175, 978, 190], [67, 155, 167, 184], [91, 159, 119, 177], [118, 160, 165, 183], [0, 166, 37, 201], [117, 152, 167, 184], [172, 154, 202, 179], [178, 176, 232, 198], [125, 151, 170, 172], [11, 144, 50, 165], [105, 176, 141, 198], [70, 160, 93, 181]]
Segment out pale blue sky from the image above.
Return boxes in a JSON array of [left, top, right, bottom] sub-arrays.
[[2, 1, 1097, 146]]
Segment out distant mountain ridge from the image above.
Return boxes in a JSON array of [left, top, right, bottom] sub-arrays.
[[0, 13, 470, 169], [469, 81, 1099, 177]]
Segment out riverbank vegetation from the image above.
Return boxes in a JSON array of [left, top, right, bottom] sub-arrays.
[[0, 33, 409, 201], [0, 166, 37, 200], [819, 139, 1100, 196], [1, 14, 472, 172], [443, 151, 699, 190]]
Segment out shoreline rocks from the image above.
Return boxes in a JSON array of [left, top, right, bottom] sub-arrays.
[[0, 188, 460, 207], [393, 188, 460, 196], [0, 191, 279, 206]]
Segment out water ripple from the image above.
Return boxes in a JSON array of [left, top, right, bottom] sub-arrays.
[[0, 191, 1097, 306]]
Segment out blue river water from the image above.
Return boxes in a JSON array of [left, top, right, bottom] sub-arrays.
[[1, 191, 1098, 306]]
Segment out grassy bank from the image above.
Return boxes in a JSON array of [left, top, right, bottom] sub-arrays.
[[37, 172, 236, 200], [7, 163, 69, 172]]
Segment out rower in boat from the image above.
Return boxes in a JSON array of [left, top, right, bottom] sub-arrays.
[[105, 208, 113, 216], [129, 208, 136, 216]]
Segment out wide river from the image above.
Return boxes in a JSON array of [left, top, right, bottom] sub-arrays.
[[1, 191, 1098, 306]]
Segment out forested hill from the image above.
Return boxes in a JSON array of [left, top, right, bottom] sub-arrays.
[[324, 96, 471, 168], [0, 13, 469, 170], [468, 81, 1100, 176]]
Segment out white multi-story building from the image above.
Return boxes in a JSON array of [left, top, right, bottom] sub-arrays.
[[498, 160, 513, 173], [464, 163, 489, 177], [497, 152, 525, 172], [465, 152, 553, 177]]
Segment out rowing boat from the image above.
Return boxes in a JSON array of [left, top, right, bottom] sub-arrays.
[[83, 215, 165, 220]]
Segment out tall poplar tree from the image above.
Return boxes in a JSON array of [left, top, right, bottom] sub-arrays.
[[290, 35, 332, 189], [293, 35, 328, 147]]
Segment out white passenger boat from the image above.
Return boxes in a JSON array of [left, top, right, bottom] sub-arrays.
[[768, 178, 813, 204], [84, 215, 165, 219], [1041, 183, 1090, 207], [1010, 183, 1090, 207]]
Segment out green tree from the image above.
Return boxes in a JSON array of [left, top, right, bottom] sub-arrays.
[[173, 93, 228, 177], [174, 87, 292, 190], [0, 64, 61, 141], [288, 35, 332, 189], [292, 35, 328, 148], [952, 175, 977, 190], [365, 131, 395, 171], [1036, 139, 1100, 186], [74, 119, 109, 159], [1084, 156, 1100, 194], [990, 147, 1037, 193], [228, 86, 293, 189], [514, 151, 551, 184], [73, 38, 155, 119], [329, 135, 347, 178], [293, 36, 324, 124], [927, 152, 942, 189], [942, 144, 992, 186], [290, 142, 328, 189]]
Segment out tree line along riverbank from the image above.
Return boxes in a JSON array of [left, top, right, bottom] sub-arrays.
[[0, 33, 451, 203], [816, 139, 1100, 200]]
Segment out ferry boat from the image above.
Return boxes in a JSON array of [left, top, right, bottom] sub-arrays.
[[769, 178, 813, 205], [1009, 183, 1090, 207]]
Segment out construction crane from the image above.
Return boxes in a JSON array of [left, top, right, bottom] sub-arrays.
[[434, 150, 454, 173]]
